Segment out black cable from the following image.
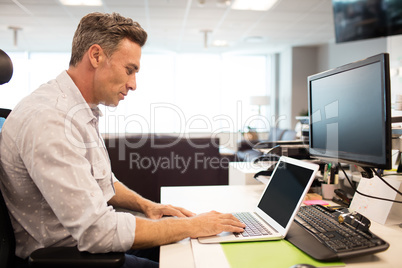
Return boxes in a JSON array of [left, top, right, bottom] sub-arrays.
[[371, 168, 402, 196], [381, 173, 402, 177], [338, 163, 402, 204]]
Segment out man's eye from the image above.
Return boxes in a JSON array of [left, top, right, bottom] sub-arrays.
[[126, 67, 134, 75]]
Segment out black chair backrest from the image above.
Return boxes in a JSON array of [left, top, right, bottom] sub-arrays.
[[1, 49, 15, 268], [1, 48, 13, 132], [0, 109, 11, 118], [0, 171, 16, 268], [0, 49, 13, 85]]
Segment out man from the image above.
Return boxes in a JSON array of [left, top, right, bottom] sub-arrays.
[[0, 12, 245, 267]]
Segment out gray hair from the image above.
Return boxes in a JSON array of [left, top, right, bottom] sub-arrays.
[[69, 12, 147, 67]]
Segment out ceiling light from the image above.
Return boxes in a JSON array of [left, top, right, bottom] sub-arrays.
[[59, 0, 102, 6], [216, 0, 231, 7], [197, 0, 206, 7], [231, 0, 278, 11], [244, 36, 264, 43], [212, 40, 228, 47]]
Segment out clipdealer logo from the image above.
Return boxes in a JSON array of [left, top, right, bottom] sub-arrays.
[[129, 152, 234, 174]]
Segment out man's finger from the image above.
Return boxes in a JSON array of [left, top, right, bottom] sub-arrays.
[[159, 205, 194, 218], [173, 206, 196, 217]]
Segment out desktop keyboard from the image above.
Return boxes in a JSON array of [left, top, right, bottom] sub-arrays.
[[233, 212, 272, 237], [287, 205, 389, 261]]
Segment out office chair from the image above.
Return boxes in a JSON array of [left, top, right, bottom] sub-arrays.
[[0, 49, 125, 267]]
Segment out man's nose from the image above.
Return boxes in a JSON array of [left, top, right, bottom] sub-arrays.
[[127, 76, 137, 91]]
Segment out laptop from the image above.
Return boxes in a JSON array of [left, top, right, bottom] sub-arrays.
[[198, 156, 319, 244]]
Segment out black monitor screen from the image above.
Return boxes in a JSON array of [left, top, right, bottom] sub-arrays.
[[332, 0, 402, 43], [257, 161, 314, 228], [308, 53, 391, 169]]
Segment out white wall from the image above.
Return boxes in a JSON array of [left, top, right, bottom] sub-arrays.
[[277, 46, 318, 129], [291, 47, 318, 127], [387, 35, 402, 98], [278, 48, 292, 129], [317, 38, 387, 71]]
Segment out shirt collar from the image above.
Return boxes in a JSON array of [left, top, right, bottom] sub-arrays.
[[55, 71, 103, 124]]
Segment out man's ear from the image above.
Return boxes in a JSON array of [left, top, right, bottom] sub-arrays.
[[88, 44, 104, 68]]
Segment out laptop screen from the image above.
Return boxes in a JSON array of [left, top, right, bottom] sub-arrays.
[[257, 161, 314, 228]]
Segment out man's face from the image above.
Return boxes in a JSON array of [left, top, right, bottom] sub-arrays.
[[93, 38, 141, 107]]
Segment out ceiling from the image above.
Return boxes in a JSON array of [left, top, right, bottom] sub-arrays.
[[0, 0, 336, 54]]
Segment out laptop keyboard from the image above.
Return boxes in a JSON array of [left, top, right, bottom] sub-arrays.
[[233, 212, 272, 237], [295, 205, 387, 253]]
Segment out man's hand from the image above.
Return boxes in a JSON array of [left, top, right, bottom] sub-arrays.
[[144, 203, 196, 219], [110, 181, 196, 219], [189, 211, 246, 238], [133, 210, 245, 249]]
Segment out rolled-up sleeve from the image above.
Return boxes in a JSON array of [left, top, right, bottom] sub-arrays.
[[112, 213, 136, 252]]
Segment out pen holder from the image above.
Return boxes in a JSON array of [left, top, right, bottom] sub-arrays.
[[321, 184, 338, 200]]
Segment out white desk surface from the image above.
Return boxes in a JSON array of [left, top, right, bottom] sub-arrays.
[[160, 185, 402, 268]]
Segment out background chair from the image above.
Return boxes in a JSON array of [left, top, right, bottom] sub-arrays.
[[0, 49, 125, 267]]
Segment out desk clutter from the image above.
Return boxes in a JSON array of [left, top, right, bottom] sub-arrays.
[[161, 185, 402, 268], [249, 158, 391, 263]]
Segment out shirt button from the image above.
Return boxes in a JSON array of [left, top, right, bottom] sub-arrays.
[[90, 192, 95, 197], [62, 94, 67, 98]]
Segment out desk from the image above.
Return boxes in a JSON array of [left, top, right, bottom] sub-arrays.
[[160, 185, 402, 268]]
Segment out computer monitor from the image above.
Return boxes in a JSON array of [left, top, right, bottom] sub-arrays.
[[308, 53, 392, 170], [332, 0, 402, 43]]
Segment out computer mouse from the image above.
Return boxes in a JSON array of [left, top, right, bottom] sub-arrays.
[[289, 264, 317, 268]]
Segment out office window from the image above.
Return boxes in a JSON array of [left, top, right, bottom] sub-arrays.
[[0, 52, 70, 109], [99, 53, 177, 133], [0, 52, 270, 134], [220, 55, 270, 132], [100, 53, 270, 134]]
